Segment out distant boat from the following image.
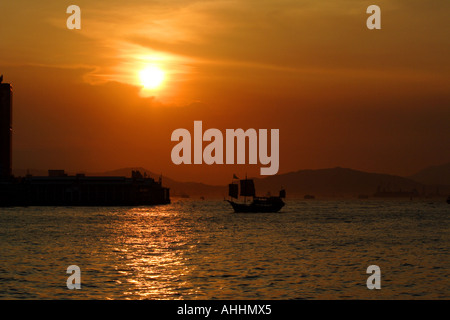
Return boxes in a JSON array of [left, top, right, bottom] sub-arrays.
[[374, 186, 419, 198], [358, 194, 369, 199], [226, 177, 285, 213], [374, 191, 417, 198], [304, 194, 315, 199]]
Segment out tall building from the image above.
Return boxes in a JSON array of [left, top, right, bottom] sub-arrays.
[[0, 81, 12, 179]]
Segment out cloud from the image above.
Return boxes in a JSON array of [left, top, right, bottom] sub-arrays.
[[2, 1, 449, 96]]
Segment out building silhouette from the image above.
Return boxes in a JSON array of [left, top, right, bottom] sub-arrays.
[[0, 80, 12, 179]]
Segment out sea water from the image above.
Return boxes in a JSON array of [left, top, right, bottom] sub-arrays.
[[0, 199, 448, 299]]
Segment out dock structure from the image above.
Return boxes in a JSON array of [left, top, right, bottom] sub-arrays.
[[0, 170, 170, 206]]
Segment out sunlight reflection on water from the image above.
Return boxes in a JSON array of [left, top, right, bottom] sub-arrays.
[[0, 199, 448, 299]]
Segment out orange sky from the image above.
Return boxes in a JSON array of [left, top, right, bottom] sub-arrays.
[[0, 0, 449, 184]]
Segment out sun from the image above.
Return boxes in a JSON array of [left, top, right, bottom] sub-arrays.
[[139, 66, 165, 89]]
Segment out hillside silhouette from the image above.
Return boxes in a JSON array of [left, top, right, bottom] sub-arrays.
[[252, 167, 424, 197], [13, 166, 450, 199], [70, 167, 431, 198], [409, 162, 450, 186]]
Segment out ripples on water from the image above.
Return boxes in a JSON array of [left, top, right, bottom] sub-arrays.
[[0, 199, 448, 299]]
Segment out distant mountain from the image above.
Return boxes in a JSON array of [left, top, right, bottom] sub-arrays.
[[251, 167, 423, 197], [409, 162, 450, 186], [15, 166, 442, 199]]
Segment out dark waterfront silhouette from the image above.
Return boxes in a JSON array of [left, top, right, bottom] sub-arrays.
[[0, 79, 170, 206]]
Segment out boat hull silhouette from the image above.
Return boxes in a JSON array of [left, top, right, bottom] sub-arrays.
[[226, 197, 285, 213]]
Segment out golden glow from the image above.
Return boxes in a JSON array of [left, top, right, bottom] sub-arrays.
[[139, 66, 165, 89]]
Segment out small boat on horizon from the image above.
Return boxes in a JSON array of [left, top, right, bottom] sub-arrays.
[[226, 176, 285, 213]]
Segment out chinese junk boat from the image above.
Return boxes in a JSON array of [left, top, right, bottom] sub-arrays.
[[226, 177, 285, 213]]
